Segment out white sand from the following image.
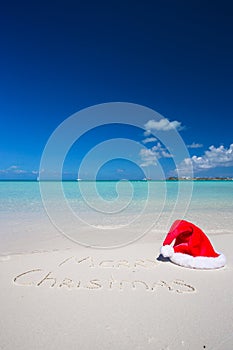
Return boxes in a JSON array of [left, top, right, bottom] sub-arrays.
[[0, 232, 232, 350]]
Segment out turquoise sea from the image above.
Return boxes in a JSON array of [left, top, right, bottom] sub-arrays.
[[0, 181, 232, 253]]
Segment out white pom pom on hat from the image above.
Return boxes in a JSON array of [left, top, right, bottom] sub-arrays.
[[160, 245, 174, 258]]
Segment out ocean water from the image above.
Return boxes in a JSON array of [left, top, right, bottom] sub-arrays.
[[0, 181, 232, 253]]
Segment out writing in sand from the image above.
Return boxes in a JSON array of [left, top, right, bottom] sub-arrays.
[[13, 256, 196, 294]]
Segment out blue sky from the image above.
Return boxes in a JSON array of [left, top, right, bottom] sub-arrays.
[[0, 1, 233, 180]]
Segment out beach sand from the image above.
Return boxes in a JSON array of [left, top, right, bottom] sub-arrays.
[[0, 231, 232, 350]]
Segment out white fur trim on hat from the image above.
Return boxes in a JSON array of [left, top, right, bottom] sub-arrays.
[[170, 252, 226, 269], [160, 245, 174, 258]]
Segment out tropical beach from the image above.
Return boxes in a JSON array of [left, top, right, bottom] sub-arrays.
[[1, 236, 232, 350], [1, 1, 233, 349], [0, 180, 233, 349]]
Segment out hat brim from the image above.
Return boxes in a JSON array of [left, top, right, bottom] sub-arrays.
[[170, 252, 226, 269]]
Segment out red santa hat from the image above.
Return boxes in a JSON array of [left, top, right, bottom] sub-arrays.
[[160, 220, 226, 269]]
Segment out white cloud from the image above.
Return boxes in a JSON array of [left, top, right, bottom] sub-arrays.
[[140, 148, 158, 167], [187, 142, 203, 149], [140, 142, 172, 167], [144, 118, 183, 134], [117, 168, 124, 173], [142, 137, 157, 144], [0, 165, 28, 175], [176, 143, 233, 175], [14, 169, 27, 174]]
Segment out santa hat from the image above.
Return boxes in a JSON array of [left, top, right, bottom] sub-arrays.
[[160, 220, 226, 269]]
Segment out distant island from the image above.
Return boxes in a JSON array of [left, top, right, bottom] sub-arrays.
[[167, 177, 233, 181]]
